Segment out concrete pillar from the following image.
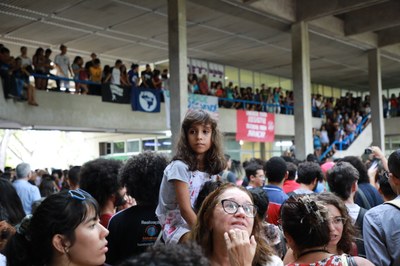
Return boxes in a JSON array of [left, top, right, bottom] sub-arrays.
[[260, 142, 266, 161], [292, 22, 313, 160], [168, 0, 188, 154], [368, 49, 385, 152]]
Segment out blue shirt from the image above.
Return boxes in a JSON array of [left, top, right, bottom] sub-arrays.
[[355, 183, 384, 209], [263, 185, 288, 225], [13, 179, 41, 215], [363, 196, 400, 266]]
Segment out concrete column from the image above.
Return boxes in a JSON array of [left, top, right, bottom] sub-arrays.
[[168, 0, 188, 154], [260, 142, 266, 161], [368, 49, 385, 152], [292, 22, 313, 160]]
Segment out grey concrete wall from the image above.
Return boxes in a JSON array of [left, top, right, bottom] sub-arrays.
[[0, 88, 323, 137]]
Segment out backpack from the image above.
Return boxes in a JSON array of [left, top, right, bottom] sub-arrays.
[[354, 207, 367, 258]]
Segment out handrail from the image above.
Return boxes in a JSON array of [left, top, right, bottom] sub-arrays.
[[319, 114, 370, 161], [31, 73, 101, 86]]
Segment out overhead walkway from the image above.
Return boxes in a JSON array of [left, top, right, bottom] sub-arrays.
[[0, 81, 324, 137]]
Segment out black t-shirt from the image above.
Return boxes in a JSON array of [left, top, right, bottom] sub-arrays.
[[105, 205, 161, 265], [140, 70, 153, 87]]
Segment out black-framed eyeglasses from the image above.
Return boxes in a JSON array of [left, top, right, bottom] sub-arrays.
[[68, 188, 91, 201], [220, 199, 257, 218]]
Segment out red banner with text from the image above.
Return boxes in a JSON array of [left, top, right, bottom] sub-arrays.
[[236, 110, 275, 142]]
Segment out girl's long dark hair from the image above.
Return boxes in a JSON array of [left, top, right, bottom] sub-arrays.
[[173, 109, 226, 175], [0, 179, 25, 225]]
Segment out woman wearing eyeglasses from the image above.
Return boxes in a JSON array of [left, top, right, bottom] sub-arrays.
[[4, 189, 109, 266], [191, 183, 283, 266], [281, 194, 373, 266], [283, 192, 359, 264]]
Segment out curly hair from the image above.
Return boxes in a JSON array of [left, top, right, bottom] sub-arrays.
[[119, 151, 169, 205], [79, 158, 123, 208], [191, 183, 274, 266], [315, 192, 356, 254], [173, 109, 225, 175]]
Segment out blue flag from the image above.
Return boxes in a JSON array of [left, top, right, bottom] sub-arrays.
[[131, 87, 161, 113]]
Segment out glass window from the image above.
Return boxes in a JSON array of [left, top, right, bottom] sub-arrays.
[[113, 141, 125, 154], [158, 137, 172, 151], [266, 74, 280, 88], [127, 140, 140, 153], [332, 88, 341, 99], [240, 69, 253, 88], [142, 139, 156, 151], [279, 78, 292, 91], [224, 66, 239, 87]]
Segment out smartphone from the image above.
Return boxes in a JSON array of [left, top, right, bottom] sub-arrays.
[[369, 159, 379, 171]]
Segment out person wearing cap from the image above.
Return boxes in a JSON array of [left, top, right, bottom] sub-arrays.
[[12, 162, 41, 215]]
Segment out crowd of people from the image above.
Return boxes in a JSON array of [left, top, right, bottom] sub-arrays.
[[0, 44, 169, 106], [0, 109, 398, 266]]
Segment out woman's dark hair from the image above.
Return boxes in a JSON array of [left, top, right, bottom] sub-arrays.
[[249, 187, 269, 220], [281, 194, 330, 251], [79, 158, 122, 208], [34, 47, 44, 56], [0, 179, 25, 225], [173, 109, 225, 175], [194, 181, 222, 213], [191, 183, 274, 266], [39, 177, 58, 197], [120, 151, 169, 205], [72, 56, 82, 64], [315, 192, 356, 253], [5, 190, 99, 266]]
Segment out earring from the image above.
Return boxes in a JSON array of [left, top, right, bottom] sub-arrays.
[[64, 247, 69, 254]]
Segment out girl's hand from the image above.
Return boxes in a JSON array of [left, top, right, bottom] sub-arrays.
[[224, 229, 257, 266]]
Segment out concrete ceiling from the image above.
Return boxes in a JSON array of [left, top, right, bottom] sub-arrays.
[[1, 0, 400, 91]]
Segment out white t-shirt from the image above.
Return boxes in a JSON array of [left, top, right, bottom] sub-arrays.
[[346, 203, 361, 224], [111, 67, 121, 85], [0, 253, 6, 266], [54, 54, 70, 77]]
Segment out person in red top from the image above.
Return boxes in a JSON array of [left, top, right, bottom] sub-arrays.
[[390, 93, 398, 117], [198, 74, 209, 95], [283, 162, 300, 194]]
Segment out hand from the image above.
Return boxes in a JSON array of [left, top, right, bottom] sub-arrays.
[[224, 229, 257, 266], [370, 146, 384, 160], [0, 221, 16, 251]]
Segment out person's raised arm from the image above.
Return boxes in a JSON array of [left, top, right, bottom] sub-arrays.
[[370, 146, 388, 172], [174, 180, 197, 228]]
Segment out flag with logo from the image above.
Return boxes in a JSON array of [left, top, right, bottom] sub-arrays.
[[101, 83, 131, 104], [131, 87, 161, 113]]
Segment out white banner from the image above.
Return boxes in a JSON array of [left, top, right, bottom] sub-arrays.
[[188, 94, 219, 120]]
